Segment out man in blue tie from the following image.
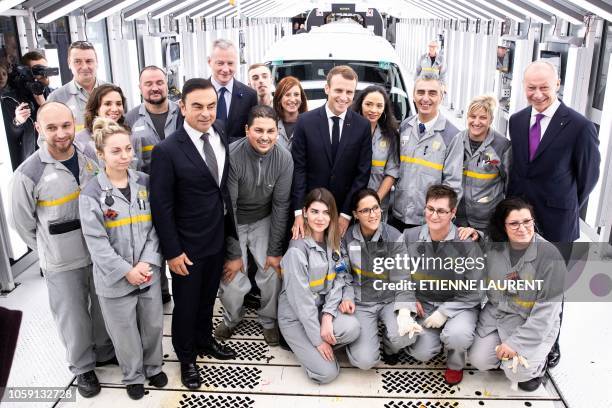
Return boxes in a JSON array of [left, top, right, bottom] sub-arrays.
[[207, 39, 258, 143], [507, 60, 601, 368], [390, 74, 463, 232]]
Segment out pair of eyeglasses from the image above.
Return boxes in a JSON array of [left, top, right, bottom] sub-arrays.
[[425, 206, 451, 216], [356, 205, 381, 215], [505, 219, 534, 230]]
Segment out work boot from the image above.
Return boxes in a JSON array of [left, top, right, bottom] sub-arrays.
[[263, 326, 280, 346], [213, 321, 234, 340], [148, 371, 168, 388], [518, 376, 543, 391], [76, 370, 101, 398]]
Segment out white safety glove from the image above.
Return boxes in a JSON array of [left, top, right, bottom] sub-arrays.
[[396, 309, 423, 338], [510, 355, 530, 373], [423, 309, 448, 329]]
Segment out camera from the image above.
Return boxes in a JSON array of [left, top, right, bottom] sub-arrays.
[[9, 64, 59, 96]]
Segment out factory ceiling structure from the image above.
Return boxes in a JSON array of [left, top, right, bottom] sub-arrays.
[[1, 0, 611, 24]]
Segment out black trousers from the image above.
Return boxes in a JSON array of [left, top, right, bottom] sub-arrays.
[[171, 250, 224, 363]]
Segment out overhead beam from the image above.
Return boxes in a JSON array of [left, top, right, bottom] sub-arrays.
[[452, 0, 506, 21], [123, 0, 175, 21], [503, 0, 552, 24], [0, 0, 26, 15], [529, 0, 584, 25], [86, 0, 141, 22], [403, 0, 454, 20], [430, 0, 481, 20], [569, 0, 612, 23], [196, 2, 232, 18], [37, 0, 92, 24], [151, 0, 200, 19], [471, 0, 527, 23], [172, 0, 220, 19]]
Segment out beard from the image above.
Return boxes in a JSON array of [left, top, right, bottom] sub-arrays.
[[144, 94, 167, 105]]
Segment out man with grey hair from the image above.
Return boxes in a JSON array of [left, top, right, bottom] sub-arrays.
[[507, 59, 600, 371], [208, 38, 257, 143], [415, 39, 446, 84]]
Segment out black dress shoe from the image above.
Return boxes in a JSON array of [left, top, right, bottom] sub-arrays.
[[148, 371, 168, 388], [76, 370, 101, 398], [382, 351, 400, 366], [198, 339, 236, 360], [126, 384, 145, 400], [95, 356, 119, 367], [180, 363, 201, 390], [547, 342, 561, 368], [518, 376, 543, 392]]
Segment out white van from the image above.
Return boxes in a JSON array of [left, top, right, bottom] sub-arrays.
[[264, 20, 415, 120]]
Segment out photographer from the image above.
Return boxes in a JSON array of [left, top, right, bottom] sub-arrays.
[[1, 51, 56, 170]]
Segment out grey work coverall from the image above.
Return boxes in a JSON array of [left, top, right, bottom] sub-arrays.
[[468, 235, 564, 383], [9, 144, 114, 374], [80, 169, 164, 385], [278, 238, 360, 384], [404, 224, 483, 370], [456, 128, 511, 229], [343, 223, 418, 369]]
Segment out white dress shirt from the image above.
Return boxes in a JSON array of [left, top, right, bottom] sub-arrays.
[[183, 121, 226, 185], [325, 103, 348, 142], [530, 99, 560, 140], [211, 77, 234, 117], [417, 113, 439, 134]]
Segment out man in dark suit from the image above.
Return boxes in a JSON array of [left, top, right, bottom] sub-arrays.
[[291, 65, 372, 237], [208, 38, 258, 143], [507, 60, 600, 368], [508, 60, 600, 244], [150, 78, 238, 390]]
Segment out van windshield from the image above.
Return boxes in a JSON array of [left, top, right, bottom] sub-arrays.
[[270, 60, 411, 120]]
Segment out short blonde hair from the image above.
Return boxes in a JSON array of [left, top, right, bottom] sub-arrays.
[[467, 94, 497, 123], [91, 117, 130, 153]]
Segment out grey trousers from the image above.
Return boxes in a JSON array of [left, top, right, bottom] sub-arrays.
[[45, 265, 114, 375], [346, 301, 417, 369], [408, 303, 478, 370], [280, 312, 360, 384], [468, 326, 554, 383], [97, 278, 164, 384], [219, 216, 280, 329]]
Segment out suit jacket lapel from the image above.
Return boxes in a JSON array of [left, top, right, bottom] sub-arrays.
[[533, 102, 570, 161], [517, 107, 532, 165], [318, 106, 333, 165]]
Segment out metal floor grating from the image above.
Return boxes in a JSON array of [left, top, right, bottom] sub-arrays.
[[2, 270, 576, 408]]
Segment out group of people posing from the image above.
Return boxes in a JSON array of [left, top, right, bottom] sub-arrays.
[[8, 37, 600, 400]]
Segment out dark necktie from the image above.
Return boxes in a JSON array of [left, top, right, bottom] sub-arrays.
[[529, 113, 545, 161], [200, 132, 219, 184], [418, 122, 426, 134], [331, 116, 340, 161], [217, 87, 228, 122]]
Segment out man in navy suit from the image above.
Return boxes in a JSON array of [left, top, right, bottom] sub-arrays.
[[149, 78, 238, 390], [508, 60, 600, 244], [507, 60, 600, 368], [291, 65, 372, 237], [208, 38, 258, 143]]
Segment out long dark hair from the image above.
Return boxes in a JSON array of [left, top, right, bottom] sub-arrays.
[[352, 85, 399, 157], [488, 197, 536, 243], [84, 84, 129, 132], [303, 188, 340, 252]]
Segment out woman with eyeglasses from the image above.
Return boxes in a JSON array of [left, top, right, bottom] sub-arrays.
[[403, 184, 483, 385], [456, 95, 511, 230], [468, 197, 564, 392], [352, 86, 399, 221], [273, 76, 308, 150], [278, 188, 360, 384], [342, 189, 422, 369], [75, 84, 142, 170]]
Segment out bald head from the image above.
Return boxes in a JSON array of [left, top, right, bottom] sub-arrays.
[[36, 102, 76, 159], [523, 60, 560, 112]]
